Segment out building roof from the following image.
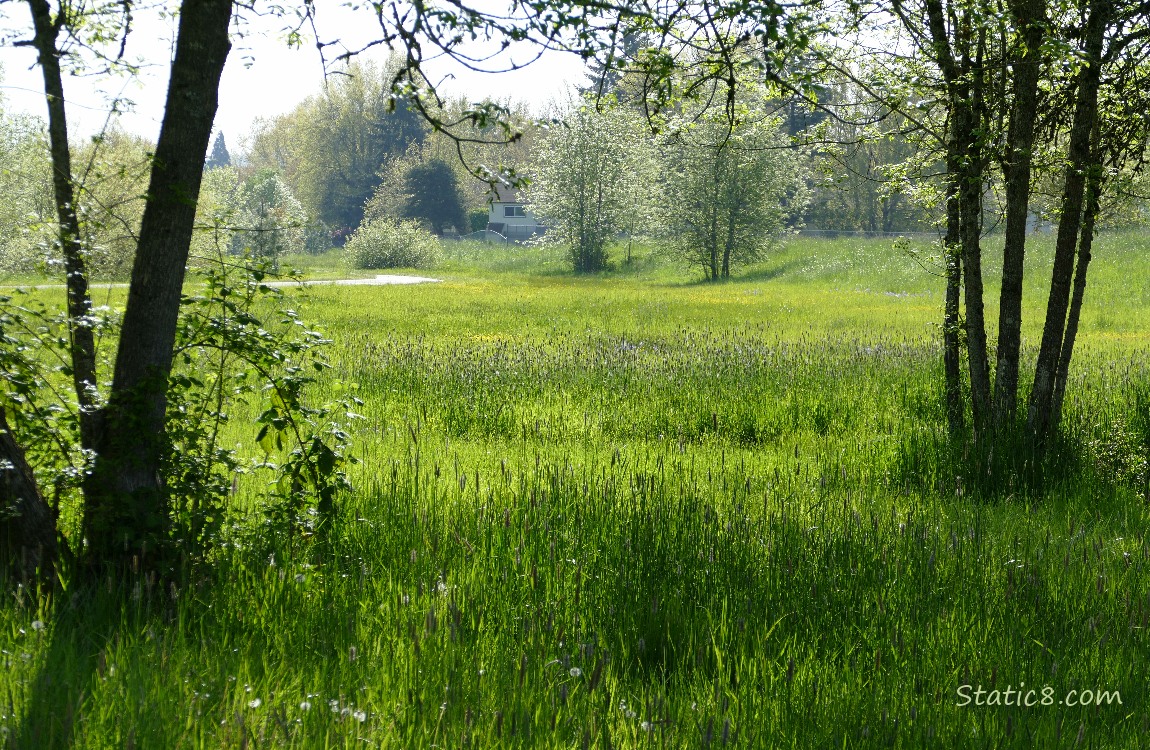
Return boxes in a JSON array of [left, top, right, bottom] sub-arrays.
[[492, 182, 523, 204]]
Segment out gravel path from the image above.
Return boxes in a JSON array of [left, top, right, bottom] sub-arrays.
[[2, 274, 441, 290]]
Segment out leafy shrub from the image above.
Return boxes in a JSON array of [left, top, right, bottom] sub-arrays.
[[346, 217, 441, 269]]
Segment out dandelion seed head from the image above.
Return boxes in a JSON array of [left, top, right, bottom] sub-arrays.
[[299, 701, 312, 711], [248, 698, 262, 709], [30, 621, 44, 632], [569, 667, 582, 678]]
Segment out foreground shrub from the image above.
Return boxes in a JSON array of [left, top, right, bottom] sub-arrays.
[[346, 217, 441, 269]]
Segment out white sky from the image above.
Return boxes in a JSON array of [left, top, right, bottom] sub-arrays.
[[0, 2, 589, 152]]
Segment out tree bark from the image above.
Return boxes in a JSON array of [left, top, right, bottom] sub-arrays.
[[923, 0, 991, 432], [1048, 165, 1100, 431], [992, 0, 1046, 428], [943, 133, 965, 435], [722, 189, 735, 280], [26, 0, 100, 453], [83, 0, 233, 570], [1027, 0, 1107, 441], [0, 406, 56, 581], [958, 31, 993, 432]]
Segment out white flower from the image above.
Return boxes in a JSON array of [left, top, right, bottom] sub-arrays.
[[299, 701, 311, 711], [248, 698, 262, 709], [569, 667, 582, 678]]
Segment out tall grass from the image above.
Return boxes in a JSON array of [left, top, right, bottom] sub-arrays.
[[3, 235, 1149, 747]]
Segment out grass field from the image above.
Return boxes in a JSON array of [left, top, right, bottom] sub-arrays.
[[3, 234, 1150, 748]]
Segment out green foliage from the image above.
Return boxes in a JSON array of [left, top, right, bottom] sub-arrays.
[[799, 79, 938, 234], [0, 112, 53, 277], [469, 208, 489, 233], [233, 170, 308, 268], [73, 129, 155, 279], [245, 58, 425, 236], [661, 97, 809, 280], [400, 159, 467, 235], [0, 250, 357, 564], [0, 117, 155, 281], [345, 216, 441, 270], [0, 292, 113, 527], [169, 254, 358, 555]]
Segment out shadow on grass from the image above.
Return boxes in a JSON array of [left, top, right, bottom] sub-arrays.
[[887, 419, 1121, 503], [664, 259, 802, 288], [15, 585, 124, 750]]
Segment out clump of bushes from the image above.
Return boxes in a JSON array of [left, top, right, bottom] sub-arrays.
[[346, 217, 441, 270]]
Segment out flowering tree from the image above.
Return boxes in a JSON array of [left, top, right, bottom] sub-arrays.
[[526, 101, 658, 272]]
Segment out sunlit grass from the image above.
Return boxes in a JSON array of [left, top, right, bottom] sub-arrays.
[[3, 234, 1150, 747]]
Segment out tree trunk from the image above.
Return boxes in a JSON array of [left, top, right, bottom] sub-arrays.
[[26, 0, 100, 453], [1027, 0, 1106, 441], [722, 193, 736, 280], [1048, 165, 1100, 430], [958, 33, 992, 432], [943, 134, 965, 435], [0, 406, 57, 581], [83, 0, 233, 571], [923, 0, 991, 432], [992, 0, 1046, 428], [709, 160, 721, 281]]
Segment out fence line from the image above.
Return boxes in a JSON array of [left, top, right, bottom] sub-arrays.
[[796, 228, 941, 239]]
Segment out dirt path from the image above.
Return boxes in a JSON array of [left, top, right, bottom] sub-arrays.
[[267, 274, 441, 287]]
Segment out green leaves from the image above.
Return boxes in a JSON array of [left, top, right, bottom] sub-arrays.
[[167, 252, 358, 559]]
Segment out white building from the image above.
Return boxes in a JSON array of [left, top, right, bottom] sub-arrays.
[[486, 184, 544, 241]]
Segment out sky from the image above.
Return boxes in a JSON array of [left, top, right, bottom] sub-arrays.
[[0, 2, 589, 153]]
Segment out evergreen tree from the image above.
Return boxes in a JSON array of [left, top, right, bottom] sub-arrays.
[[400, 159, 467, 235], [581, 31, 646, 101], [206, 132, 231, 169]]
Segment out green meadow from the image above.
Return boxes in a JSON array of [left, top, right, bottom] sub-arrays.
[[4, 235, 1150, 748]]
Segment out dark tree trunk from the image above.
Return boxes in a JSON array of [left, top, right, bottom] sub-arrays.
[[958, 33, 992, 432], [83, 0, 233, 570], [0, 407, 57, 581], [923, 0, 991, 432], [722, 198, 735, 279], [709, 164, 721, 281], [992, 0, 1046, 427], [1025, 0, 1104, 441], [1048, 165, 1100, 430], [26, 0, 100, 451], [943, 134, 965, 435], [1027, 0, 1106, 441]]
